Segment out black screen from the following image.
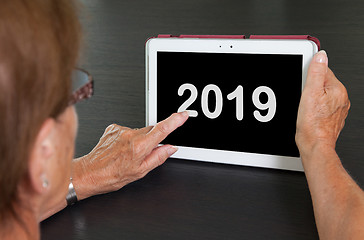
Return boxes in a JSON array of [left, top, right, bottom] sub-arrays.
[[157, 52, 302, 157]]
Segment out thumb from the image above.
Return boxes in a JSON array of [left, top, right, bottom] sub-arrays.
[[142, 145, 178, 171], [305, 50, 329, 90]]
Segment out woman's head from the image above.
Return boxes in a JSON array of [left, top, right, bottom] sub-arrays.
[[0, 0, 81, 221]]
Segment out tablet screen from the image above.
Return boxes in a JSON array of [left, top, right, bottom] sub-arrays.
[[157, 51, 302, 157]]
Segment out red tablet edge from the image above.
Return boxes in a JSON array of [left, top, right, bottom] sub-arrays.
[[146, 34, 320, 50], [249, 35, 320, 50]]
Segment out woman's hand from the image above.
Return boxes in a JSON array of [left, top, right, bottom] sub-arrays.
[[72, 111, 189, 200], [295, 50, 350, 159], [295, 51, 364, 240]]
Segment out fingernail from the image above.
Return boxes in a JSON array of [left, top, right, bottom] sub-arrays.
[[167, 146, 178, 156], [182, 110, 189, 118], [315, 50, 328, 64]]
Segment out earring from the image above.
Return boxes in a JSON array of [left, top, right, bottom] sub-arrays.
[[41, 174, 49, 188], [42, 179, 49, 188]]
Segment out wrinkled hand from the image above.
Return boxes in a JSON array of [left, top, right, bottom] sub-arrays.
[[296, 50, 350, 158], [72, 111, 189, 199]]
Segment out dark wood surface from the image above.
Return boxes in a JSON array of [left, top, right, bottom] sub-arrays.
[[41, 0, 364, 239]]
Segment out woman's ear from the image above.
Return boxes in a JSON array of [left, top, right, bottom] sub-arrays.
[[27, 118, 56, 194]]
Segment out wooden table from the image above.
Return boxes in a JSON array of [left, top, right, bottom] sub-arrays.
[[41, 0, 364, 239]]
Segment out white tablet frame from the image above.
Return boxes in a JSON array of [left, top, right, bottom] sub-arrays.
[[146, 38, 318, 171]]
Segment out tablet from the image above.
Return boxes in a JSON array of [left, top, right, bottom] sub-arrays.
[[146, 35, 319, 171]]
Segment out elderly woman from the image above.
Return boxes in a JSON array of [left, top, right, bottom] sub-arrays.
[[0, 0, 363, 239], [0, 0, 188, 239]]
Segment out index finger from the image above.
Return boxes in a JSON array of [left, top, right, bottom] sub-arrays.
[[145, 111, 189, 148], [326, 68, 343, 88]]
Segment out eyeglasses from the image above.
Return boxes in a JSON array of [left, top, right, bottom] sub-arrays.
[[68, 68, 94, 106]]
